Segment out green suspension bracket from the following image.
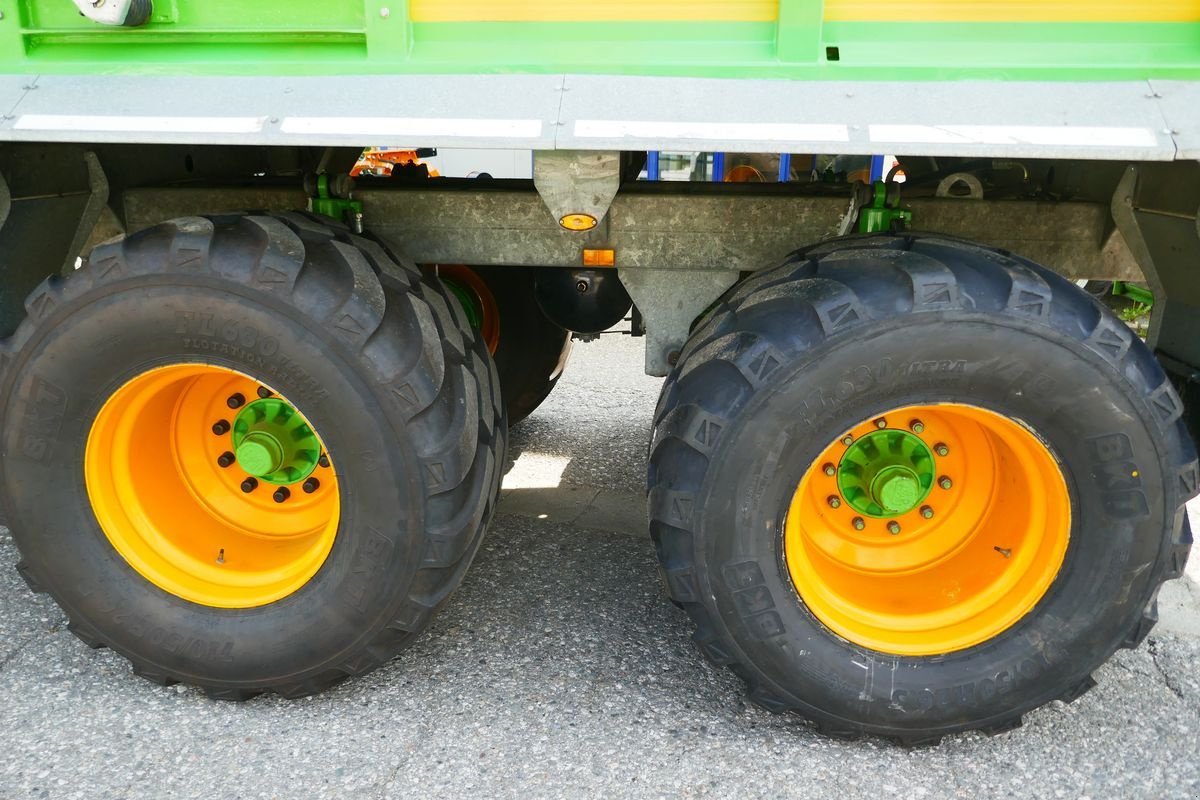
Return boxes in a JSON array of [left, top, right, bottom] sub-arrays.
[[858, 181, 913, 234], [308, 174, 364, 233]]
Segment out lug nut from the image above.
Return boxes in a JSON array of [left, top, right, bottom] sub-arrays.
[[302, 477, 320, 494], [822, 462, 836, 477], [272, 487, 291, 503], [212, 419, 230, 435], [910, 420, 925, 434], [227, 392, 245, 409], [256, 386, 272, 399], [920, 506, 934, 519], [852, 517, 865, 531], [842, 435, 854, 446], [217, 451, 236, 468], [887, 521, 901, 535], [934, 443, 949, 457], [240, 477, 258, 493], [939, 476, 953, 490], [827, 496, 841, 509], [874, 418, 887, 429], [318, 454, 330, 468]]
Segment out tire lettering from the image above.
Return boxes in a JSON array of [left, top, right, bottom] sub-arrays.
[[175, 311, 320, 401], [114, 612, 234, 662], [889, 661, 1033, 713], [1087, 433, 1150, 520], [16, 374, 67, 462], [343, 526, 394, 615], [722, 560, 786, 640]]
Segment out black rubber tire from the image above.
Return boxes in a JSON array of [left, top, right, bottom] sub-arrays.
[[464, 265, 572, 425], [1, 212, 505, 699], [648, 233, 1197, 745]]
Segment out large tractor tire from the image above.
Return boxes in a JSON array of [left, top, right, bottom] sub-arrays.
[[649, 234, 1197, 744], [434, 264, 571, 425], [1, 212, 505, 698]]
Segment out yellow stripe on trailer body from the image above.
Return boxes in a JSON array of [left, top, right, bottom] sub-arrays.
[[403, 0, 1199, 24], [824, 1, 1200, 23], [409, 0, 777, 23]]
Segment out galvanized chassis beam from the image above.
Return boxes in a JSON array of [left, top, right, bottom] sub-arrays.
[[121, 182, 1143, 374], [122, 184, 1140, 280]]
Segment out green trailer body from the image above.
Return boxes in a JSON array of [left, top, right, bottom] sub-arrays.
[[0, 0, 1198, 747]]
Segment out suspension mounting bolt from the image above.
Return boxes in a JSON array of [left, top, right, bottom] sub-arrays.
[[910, 420, 925, 434], [227, 393, 245, 409], [256, 386, 272, 399], [874, 418, 887, 429], [217, 451, 235, 468], [827, 496, 841, 509], [887, 521, 901, 535], [272, 487, 291, 503], [920, 506, 934, 519], [938, 476, 953, 490], [240, 477, 258, 493], [211, 419, 230, 435], [822, 462, 836, 477], [302, 477, 320, 494], [935, 443, 949, 457], [852, 517, 865, 531]]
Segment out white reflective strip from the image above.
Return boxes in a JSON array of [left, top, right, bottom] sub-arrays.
[[574, 120, 850, 142], [280, 117, 543, 138], [870, 124, 1159, 148], [13, 114, 266, 134]]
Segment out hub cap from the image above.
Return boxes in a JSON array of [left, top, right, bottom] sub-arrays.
[[837, 429, 934, 517], [86, 364, 339, 609], [232, 398, 321, 484], [784, 403, 1070, 656]]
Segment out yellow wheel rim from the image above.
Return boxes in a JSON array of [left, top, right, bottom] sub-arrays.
[[784, 403, 1070, 656], [85, 364, 340, 609]]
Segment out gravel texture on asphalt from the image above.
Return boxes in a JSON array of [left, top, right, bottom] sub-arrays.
[[2, 332, 1198, 800]]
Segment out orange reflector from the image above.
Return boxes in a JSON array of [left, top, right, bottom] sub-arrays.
[[560, 213, 598, 232], [583, 249, 615, 267]]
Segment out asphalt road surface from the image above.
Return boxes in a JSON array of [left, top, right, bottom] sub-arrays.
[[2, 332, 1199, 800]]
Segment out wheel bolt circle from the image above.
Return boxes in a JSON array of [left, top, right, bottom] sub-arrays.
[[887, 520, 901, 535], [822, 462, 836, 477], [827, 495, 841, 509], [874, 418, 887, 429], [842, 435, 854, 446], [272, 487, 290, 503], [318, 454, 330, 469], [935, 443, 949, 457], [216, 451, 235, 468], [226, 393, 245, 409], [302, 477, 320, 494], [939, 476, 953, 490], [920, 505, 934, 519], [910, 420, 925, 434], [852, 517, 865, 531], [240, 477, 258, 493], [212, 419, 230, 436], [256, 386, 272, 399]]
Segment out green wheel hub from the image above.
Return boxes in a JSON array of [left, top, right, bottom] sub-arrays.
[[443, 279, 483, 330], [837, 429, 935, 518], [232, 398, 321, 485]]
